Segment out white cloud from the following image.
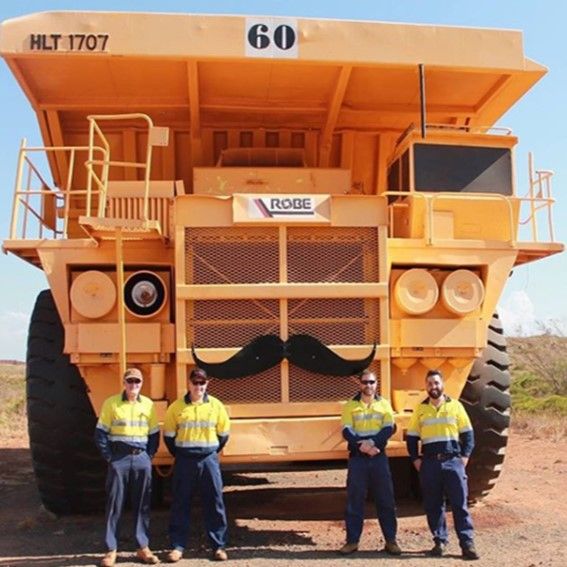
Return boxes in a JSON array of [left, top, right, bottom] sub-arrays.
[[499, 291, 566, 337], [0, 310, 29, 361], [499, 290, 536, 336]]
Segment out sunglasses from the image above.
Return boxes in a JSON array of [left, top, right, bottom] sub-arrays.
[[125, 378, 142, 385], [361, 380, 376, 385], [191, 381, 207, 386]]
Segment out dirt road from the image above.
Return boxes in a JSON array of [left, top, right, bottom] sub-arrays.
[[1, 430, 566, 566]]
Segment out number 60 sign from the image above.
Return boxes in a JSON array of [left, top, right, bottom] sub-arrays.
[[245, 18, 298, 58]]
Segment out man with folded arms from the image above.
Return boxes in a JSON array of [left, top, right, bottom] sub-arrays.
[[95, 367, 160, 567]]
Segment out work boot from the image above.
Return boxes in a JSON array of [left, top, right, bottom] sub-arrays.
[[100, 550, 117, 567], [462, 545, 480, 560], [384, 540, 402, 555], [428, 542, 447, 556], [339, 542, 359, 555], [213, 548, 228, 561], [166, 549, 183, 563], [136, 547, 159, 564]]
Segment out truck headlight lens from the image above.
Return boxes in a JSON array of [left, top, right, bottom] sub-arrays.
[[441, 269, 484, 315], [124, 271, 166, 317], [394, 268, 439, 315]]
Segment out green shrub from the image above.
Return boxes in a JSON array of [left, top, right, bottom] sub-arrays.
[[512, 394, 567, 416]]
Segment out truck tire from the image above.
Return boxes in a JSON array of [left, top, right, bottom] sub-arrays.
[[460, 313, 511, 501], [26, 290, 106, 514]]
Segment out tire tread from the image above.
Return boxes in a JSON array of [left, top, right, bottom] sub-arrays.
[[26, 290, 106, 515], [460, 313, 511, 502]]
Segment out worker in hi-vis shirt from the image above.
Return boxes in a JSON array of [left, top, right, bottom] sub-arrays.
[[339, 369, 402, 557], [95, 367, 159, 567], [406, 369, 479, 561], [163, 367, 230, 563]]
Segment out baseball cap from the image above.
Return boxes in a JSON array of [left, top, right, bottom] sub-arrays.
[[124, 368, 143, 381], [189, 367, 208, 382]]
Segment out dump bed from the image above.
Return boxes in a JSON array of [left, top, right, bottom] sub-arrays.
[[1, 11, 546, 184]]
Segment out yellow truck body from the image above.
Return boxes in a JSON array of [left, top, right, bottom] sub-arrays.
[[1, 11, 562, 512]]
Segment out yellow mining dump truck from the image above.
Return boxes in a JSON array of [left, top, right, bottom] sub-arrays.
[[1, 12, 563, 513]]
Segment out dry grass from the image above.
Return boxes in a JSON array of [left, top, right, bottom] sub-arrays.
[[0, 362, 27, 443], [511, 410, 567, 442]]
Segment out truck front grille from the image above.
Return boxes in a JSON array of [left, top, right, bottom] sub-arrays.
[[185, 226, 381, 403]]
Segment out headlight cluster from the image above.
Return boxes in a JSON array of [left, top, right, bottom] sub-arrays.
[[394, 268, 484, 316], [70, 270, 167, 319]]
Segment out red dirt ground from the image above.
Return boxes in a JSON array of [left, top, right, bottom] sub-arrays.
[[1, 430, 566, 566]]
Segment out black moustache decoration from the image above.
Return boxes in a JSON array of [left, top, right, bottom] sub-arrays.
[[191, 334, 376, 379], [191, 335, 283, 379]]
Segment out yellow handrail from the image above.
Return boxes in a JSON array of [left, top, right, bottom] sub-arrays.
[[518, 152, 555, 242], [385, 152, 557, 245], [10, 144, 107, 240], [429, 192, 516, 246], [385, 190, 516, 245], [85, 113, 156, 222]]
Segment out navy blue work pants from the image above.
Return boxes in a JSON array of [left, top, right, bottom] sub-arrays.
[[420, 456, 474, 548], [169, 452, 228, 551], [345, 453, 398, 544], [104, 451, 152, 551]]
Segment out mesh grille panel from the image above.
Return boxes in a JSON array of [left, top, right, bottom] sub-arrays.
[[190, 300, 279, 348], [289, 361, 381, 402], [288, 298, 380, 345], [208, 366, 281, 404], [287, 227, 379, 283], [185, 227, 279, 284], [184, 225, 382, 404]]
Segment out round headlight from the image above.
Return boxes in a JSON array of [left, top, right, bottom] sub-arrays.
[[124, 271, 167, 317], [441, 269, 484, 315], [394, 269, 438, 315]]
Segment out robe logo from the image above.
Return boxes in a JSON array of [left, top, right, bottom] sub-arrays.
[[252, 197, 315, 218]]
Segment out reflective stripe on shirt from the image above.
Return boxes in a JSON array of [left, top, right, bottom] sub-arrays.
[[421, 416, 457, 426], [421, 434, 459, 445], [178, 420, 217, 430], [175, 440, 220, 448], [111, 419, 149, 428]]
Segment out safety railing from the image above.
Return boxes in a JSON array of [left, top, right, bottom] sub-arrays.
[[396, 122, 513, 146], [385, 191, 516, 245], [8, 140, 107, 240], [85, 113, 169, 222], [386, 154, 557, 246], [425, 123, 513, 136], [518, 153, 556, 242]]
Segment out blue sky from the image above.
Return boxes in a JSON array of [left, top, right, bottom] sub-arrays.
[[0, 0, 565, 359]]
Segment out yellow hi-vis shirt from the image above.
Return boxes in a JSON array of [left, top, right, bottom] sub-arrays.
[[164, 393, 230, 456], [96, 393, 159, 444], [341, 394, 395, 454], [406, 396, 474, 459]]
